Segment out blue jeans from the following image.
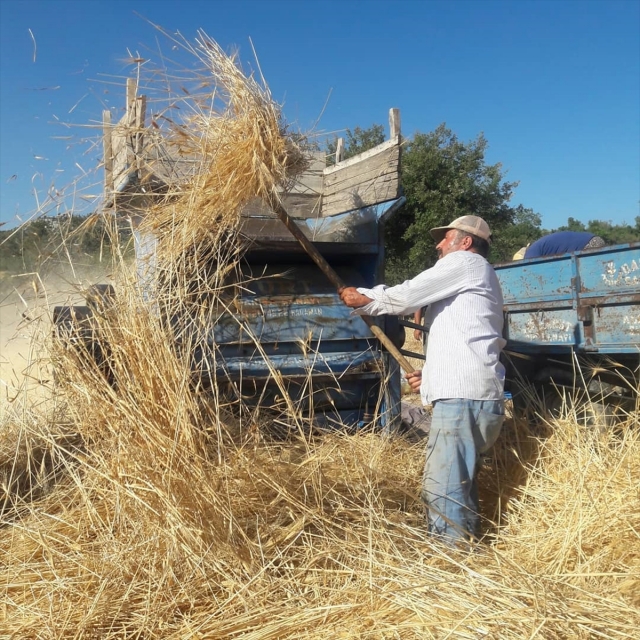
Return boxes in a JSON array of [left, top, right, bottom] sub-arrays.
[[422, 399, 505, 545]]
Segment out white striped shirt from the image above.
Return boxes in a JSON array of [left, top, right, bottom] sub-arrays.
[[354, 250, 506, 404]]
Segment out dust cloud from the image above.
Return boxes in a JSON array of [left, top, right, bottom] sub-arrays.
[[0, 265, 110, 415]]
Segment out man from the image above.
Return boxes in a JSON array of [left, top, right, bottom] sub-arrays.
[[514, 230, 606, 260], [340, 215, 506, 546]]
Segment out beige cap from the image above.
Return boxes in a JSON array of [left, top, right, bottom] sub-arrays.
[[430, 215, 492, 244]]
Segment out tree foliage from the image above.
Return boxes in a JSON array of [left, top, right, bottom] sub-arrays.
[[490, 205, 543, 263], [554, 216, 640, 245], [385, 124, 521, 280], [0, 213, 130, 279], [323, 123, 638, 282]]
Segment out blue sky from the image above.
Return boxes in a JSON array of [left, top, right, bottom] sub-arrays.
[[0, 0, 638, 231]]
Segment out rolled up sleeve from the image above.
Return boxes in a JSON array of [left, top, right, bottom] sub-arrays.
[[353, 253, 472, 316]]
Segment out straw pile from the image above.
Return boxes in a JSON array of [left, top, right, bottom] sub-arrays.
[[138, 32, 307, 272], [1, 32, 639, 639]]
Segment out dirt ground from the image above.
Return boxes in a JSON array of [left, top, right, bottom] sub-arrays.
[[0, 267, 109, 417]]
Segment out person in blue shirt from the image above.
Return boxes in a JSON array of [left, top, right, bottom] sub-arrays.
[[521, 231, 606, 259]]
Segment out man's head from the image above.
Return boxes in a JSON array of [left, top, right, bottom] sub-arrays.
[[430, 215, 492, 259]]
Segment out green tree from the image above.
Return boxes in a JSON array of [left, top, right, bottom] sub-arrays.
[[553, 216, 640, 245], [385, 124, 524, 281], [557, 216, 587, 232], [324, 123, 638, 271], [0, 213, 130, 281], [0, 217, 55, 273], [491, 205, 542, 263]]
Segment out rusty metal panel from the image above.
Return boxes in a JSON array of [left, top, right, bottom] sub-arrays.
[[214, 350, 381, 379], [588, 303, 640, 352], [496, 257, 575, 305], [211, 293, 373, 344], [197, 203, 404, 428], [505, 308, 580, 348], [505, 304, 640, 353], [575, 243, 640, 297]]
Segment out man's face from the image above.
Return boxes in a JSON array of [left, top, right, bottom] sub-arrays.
[[436, 229, 468, 259]]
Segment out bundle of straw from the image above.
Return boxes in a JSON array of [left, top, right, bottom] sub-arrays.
[[139, 31, 308, 265]]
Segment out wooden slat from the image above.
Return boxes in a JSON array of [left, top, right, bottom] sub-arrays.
[[126, 78, 137, 113], [282, 193, 322, 218], [288, 151, 324, 196], [323, 145, 400, 193], [324, 136, 400, 175], [111, 131, 126, 165], [322, 178, 399, 216], [321, 141, 400, 216], [242, 193, 322, 219], [111, 118, 130, 191], [335, 138, 344, 164], [324, 172, 399, 203], [134, 96, 146, 174], [389, 108, 401, 139]]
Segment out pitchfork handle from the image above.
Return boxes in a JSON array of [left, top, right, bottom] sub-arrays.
[[272, 202, 415, 375]]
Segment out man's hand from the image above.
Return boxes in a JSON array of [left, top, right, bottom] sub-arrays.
[[339, 287, 373, 308], [405, 370, 422, 394]]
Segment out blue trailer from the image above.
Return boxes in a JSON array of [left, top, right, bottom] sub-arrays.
[[53, 202, 406, 431], [55, 102, 406, 431], [494, 242, 640, 413], [191, 199, 405, 430]]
